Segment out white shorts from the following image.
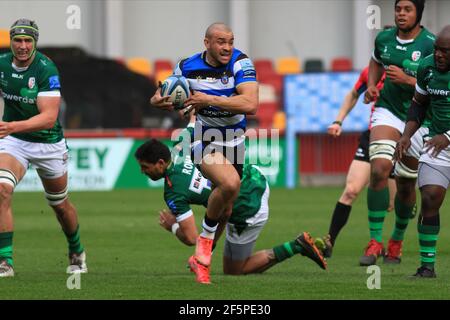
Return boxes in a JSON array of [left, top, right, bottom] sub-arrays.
[[419, 143, 450, 167], [0, 135, 69, 180], [371, 107, 428, 160], [225, 184, 269, 245]]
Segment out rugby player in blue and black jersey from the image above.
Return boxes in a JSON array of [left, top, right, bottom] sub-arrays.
[[151, 23, 258, 284]]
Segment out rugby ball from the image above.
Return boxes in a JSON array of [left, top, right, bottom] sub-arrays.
[[160, 75, 190, 110]]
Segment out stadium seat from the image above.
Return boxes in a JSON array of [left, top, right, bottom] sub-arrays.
[[254, 59, 275, 76], [331, 57, 353, 72], [272, 111, 286, 131], [0, 29, 10, 48], [259, 83, 277, 103], [275, 57, 301, 74], [259, 74, 283, 99], [304, 59, 324, 73], [126, 57, 153, 77], [154, 59, 173, 74], [155, 69, 173, 86], [256, 102, 279, 128]]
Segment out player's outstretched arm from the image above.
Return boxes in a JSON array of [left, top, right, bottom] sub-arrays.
[[159, 209, 198, 246], [328, 88, 360, 137], [0, 96, 59, 138]]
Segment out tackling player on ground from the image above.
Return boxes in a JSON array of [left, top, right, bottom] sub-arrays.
[[135, 139, 326, 280]]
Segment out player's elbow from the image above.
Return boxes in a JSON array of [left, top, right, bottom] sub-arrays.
[[43, 116, 57, 129], [246, 101, 258, 115]]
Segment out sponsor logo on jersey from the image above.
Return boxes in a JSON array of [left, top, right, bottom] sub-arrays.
[[239, 58, 256, 78], [28, 77, 35, 89], [0, 72, 6, 86], [396, 45, 407, 51], [412, 51, 421, 62], [49, 75, 60, 89], [381, 46, 390, 60], [424, 69, 433, 82], [12, 73, 24, 79], [1, 91, 36, 104], [426, 85, 450, 97]]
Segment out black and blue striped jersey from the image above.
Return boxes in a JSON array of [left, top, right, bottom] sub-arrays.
[[174, 49, 257, 136]]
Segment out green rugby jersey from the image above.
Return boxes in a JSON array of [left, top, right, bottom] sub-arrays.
[[416, 54, 450, 137], [0, 51, 64, 143], [164, 154, 268, 231], [373, 27, 435, 121]]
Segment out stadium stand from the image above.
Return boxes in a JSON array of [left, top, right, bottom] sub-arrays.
[[275, 56, 301, 74], [304, 58, 324, 73], [154, 59, 173, 74], [126, 57, 153, 77], [331, 57, 353, 72], [0, 29, 10, 47], [154, 69, 173, 86]]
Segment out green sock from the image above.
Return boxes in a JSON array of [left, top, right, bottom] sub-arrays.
[[273, 240, 304, 262], [418, 224, 439, 269], [391, 196, 415, 241], [0, 232, 13, 266], [64, 225, 84, 254], [367, 187, 389, 242]]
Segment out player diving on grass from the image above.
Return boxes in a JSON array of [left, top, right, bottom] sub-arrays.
[[134, 138, 327, 277]]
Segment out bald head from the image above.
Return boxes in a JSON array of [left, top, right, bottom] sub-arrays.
[[434, 25, 450, 72], [205, 23, 233, 39], [437, 25, 450, 42]]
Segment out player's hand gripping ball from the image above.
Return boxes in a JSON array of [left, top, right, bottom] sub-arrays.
[[160, 75, 191, 110]]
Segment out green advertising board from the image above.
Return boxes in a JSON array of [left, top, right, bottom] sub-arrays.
[[16, 136, 289, 192]]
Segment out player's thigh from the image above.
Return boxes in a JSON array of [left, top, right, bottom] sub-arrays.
[[223, 239, 256, 275], [40, 172, 68, 193], [29, 140, 69, 193], [369, 125, 401, 143], [345, 160, 370, 193], [200, 153, 240, 189]]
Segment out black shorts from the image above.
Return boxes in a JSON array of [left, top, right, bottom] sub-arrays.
[[191, 140, 244, 179], [354, 129, 370, 163], [354, 129, 395, 178]]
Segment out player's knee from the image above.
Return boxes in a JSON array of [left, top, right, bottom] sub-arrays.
[[421, 192, 439, 210], [0, 183, 13, 204], [370, 163, 391, 185], [223, 266, 243, 275], [220, 177, 241, 198], [343, 185, 361, 202], [0, 169, 18, 203]]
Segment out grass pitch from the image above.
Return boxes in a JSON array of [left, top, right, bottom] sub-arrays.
[[1, 187, 450, 300]]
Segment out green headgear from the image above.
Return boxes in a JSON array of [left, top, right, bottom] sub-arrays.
[[9, 19, 39, 60]]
